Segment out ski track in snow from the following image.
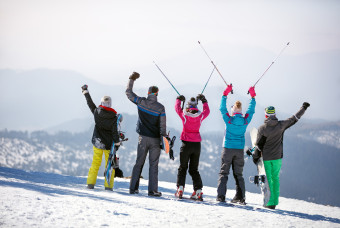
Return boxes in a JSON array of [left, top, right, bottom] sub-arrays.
[[0, 167, 340, 228]]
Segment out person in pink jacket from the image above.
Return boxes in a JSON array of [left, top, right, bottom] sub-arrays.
[[174, 94, 210, 200]]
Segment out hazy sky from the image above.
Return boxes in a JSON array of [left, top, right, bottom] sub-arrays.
[[1, 0, 340, 121], [1, 0, 339, 82]]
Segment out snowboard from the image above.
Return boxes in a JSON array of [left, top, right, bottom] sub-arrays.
[[247, 127, 271, 207], [104, 114, 128, 186]]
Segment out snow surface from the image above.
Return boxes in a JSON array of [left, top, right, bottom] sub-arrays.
[[1, 167, 340, 228]]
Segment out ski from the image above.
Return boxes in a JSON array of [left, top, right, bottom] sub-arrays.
[[104, 114, 128, 186]]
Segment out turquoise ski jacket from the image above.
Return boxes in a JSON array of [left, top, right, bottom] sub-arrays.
[[220, 96, 256, 149]]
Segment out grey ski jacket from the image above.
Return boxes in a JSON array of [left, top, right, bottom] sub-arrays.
[[126, 79, 166, 138], [254, 106, 307, 161]]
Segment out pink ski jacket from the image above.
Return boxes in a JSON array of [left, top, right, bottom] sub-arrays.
[[175, 99, 210, 142]]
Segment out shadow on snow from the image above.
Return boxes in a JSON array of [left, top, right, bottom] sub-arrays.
[[1, 167, 339, 224]]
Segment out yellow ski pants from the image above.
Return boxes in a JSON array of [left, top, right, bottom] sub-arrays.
[[87, 146, 115, 188]]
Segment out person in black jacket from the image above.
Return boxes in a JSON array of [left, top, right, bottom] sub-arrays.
[[81, 85, 120, 191], [253, 102, 310, 209], [126, 72, 167, 197]]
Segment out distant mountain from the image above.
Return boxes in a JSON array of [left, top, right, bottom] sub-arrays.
[[1, 114, 340, 207], [0, 68, 333, 133]]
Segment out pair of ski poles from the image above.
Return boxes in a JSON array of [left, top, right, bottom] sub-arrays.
[[154, 41, 290, 97]]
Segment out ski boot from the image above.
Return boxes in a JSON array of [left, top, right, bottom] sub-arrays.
[[216, 195, 226, 202], [148, 191, 162, 197], [175, 186, 184, 199], [190, 189, 203, 201], [231, 195, 246, 205], [265, 205, 276, 210], [129, 189, 139, 194], [105, 187, 113, 191], [87, 184, 94, 189]]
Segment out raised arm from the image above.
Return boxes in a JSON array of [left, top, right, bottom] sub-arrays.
[[125, 72, 143, 105], [281, 102, 310, 130], [220, 96, 231, 124], [220, 85, 233, 123], [81, 85, 96, 114], [197, 94, 210, 121], [245, 98, 256, 123], [175, 96, 185, 121]]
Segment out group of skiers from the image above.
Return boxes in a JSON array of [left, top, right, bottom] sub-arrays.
[[81, 72, 310, 209]]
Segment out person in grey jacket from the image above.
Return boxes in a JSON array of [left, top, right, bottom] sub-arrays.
[[253, 102, 310, 209], [126, 72, 167, 197]]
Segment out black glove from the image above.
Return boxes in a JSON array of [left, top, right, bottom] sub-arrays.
[[169, 149, 174, 160], [197, 94, 207, 103], [129, 72, 140, 81], [81, 84, 88, 92], [252, 148, 261, 164], [177, 95, 185, 101], [302, 102, 310, 110]]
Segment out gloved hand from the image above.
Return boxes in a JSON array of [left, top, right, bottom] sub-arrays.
[[81, 84, 88, 94], [223, 84, 233, 96], [169, 149, 174, 160], [196, 94, 207, 103], [129, 72, 140, 81], [252, 148, 261, 164], [177, 95, 185, 101], [165, 136, 171, 142], [302, 102, 310, 110], [248, 86, 256, 98], [114, 142, 121, 151]]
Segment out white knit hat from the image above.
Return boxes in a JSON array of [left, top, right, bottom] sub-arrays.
[[101, 96, 112, 108]]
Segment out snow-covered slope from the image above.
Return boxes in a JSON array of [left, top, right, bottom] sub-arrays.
[[0, 167, 339, 227]]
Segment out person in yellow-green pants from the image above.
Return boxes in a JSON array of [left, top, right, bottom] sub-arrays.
[[81, 84, 120, 191], [253, 102, 310, 209], [87, 147, 115, 189]]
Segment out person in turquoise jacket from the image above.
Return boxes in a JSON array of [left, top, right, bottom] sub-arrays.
[[216, 85, 256, 204]]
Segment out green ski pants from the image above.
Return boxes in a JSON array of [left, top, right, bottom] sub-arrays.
[[263, 159, 282, 206]]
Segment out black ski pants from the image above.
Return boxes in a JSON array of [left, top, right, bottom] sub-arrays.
[[217, 148, 245, 199], [177, 141, 203, 191]]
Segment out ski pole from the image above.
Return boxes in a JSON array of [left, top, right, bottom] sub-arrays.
[[153, 61, 181, 96], [198, 41, 233, 94], [201, 67, 215, 94], [249, 42, 290, 93]]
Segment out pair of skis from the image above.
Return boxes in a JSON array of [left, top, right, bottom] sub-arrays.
[[104, 114, 128, 186]]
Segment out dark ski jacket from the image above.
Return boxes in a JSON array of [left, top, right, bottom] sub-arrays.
[[83, 91, 119, 150], [125, 79, 166, 138], [254, 106, 307, 161]]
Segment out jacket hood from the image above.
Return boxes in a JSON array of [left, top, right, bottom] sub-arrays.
[[228, 114, 247, 126], [184, 110, 202, 118], [97, 106, 117, 119], [147, 94, 158, 102], [264, 115, 279, 126]]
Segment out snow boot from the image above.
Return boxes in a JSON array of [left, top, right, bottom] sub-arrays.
[[265, 205, 276, 210], [175, 186, 184, 199], [216, 195, 226, 202], [129, 189, 139, 194], [231, 196, 246, 205], [190, 189, 203, 201], [148, 191, 162, 197], [87, 184, 94, 189]]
